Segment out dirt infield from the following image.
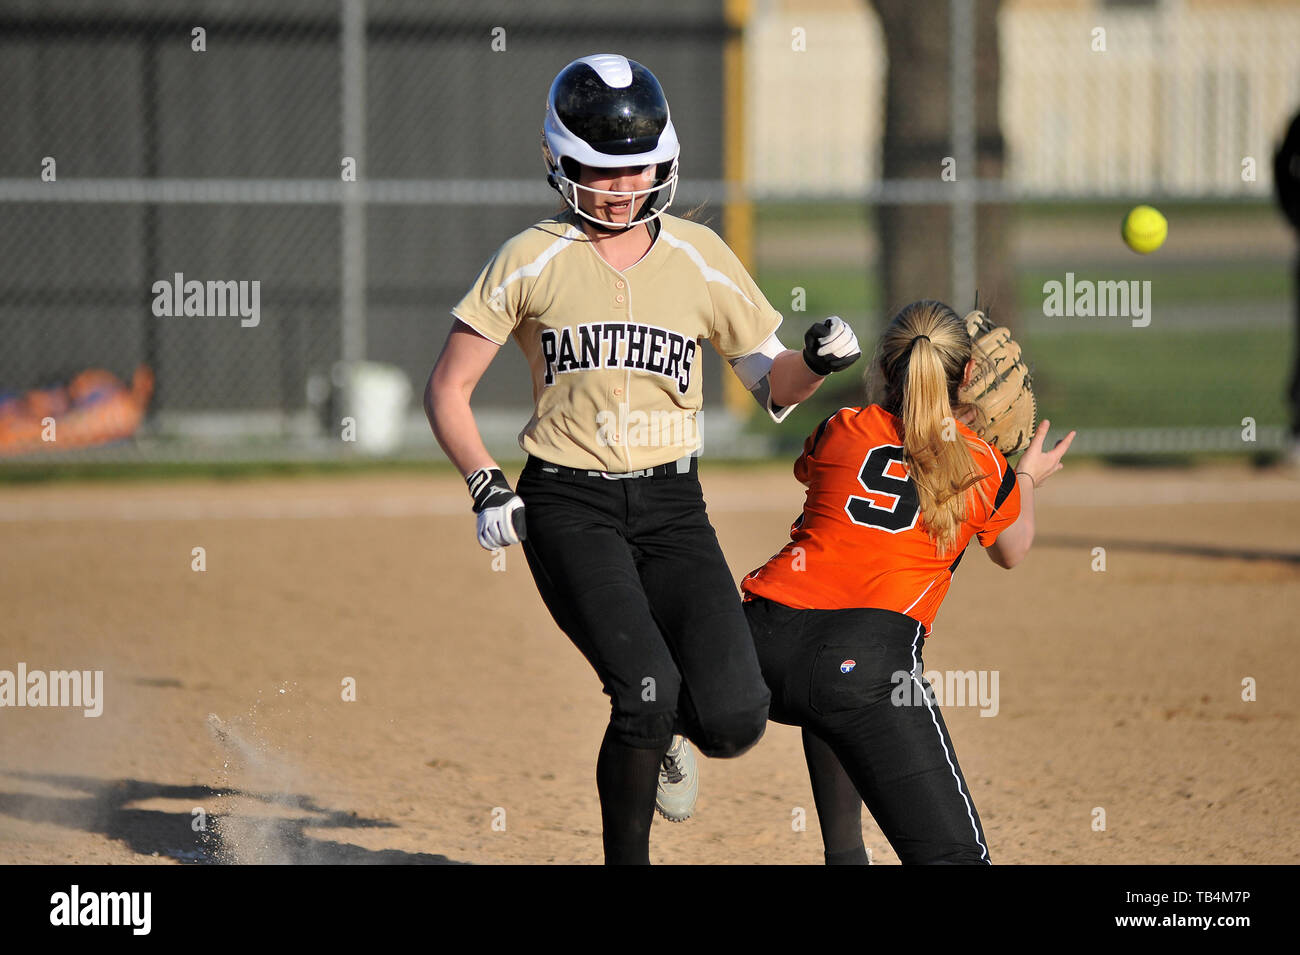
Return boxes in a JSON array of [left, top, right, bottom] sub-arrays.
[[1, 462, 1297, 865]]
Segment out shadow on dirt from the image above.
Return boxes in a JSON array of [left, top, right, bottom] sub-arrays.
[[1036, 534, 1300, 566], [0, 770, 468, 864]]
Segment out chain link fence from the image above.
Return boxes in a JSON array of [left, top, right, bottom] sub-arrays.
[[2, 0, 1297, 463], [0, 0, 735, 461]]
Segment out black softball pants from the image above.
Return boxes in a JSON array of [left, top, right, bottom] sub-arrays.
[[516, 455, 770, 758], [744, 594, 991, 865]]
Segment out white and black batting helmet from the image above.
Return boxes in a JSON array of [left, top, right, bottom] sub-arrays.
[[542, 54, 680, 230]]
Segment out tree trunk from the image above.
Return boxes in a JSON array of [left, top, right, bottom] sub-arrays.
[[870, 0, 1013, 328]]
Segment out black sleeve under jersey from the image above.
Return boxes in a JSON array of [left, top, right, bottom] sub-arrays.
[[991, 457, 1017, 512]]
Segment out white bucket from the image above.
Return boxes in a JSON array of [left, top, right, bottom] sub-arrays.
[[332, 361, 413, 455]]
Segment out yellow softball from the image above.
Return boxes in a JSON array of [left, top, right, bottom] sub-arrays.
[[1122, 205, 1167, 254]]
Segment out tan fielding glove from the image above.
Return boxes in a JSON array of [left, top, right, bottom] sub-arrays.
[[958, 309, 1037, 456]]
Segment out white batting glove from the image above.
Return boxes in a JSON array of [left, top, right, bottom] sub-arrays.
[[801, 316, 861, 376], [466, 467, 527, 550]]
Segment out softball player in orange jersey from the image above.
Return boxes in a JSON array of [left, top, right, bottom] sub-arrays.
[[742, 300, 1074, 864], [425, 54, 862, 864]]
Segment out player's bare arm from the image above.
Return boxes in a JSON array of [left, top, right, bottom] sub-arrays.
[[768, 348, 827, 406], [426, 321, 527, 550], [985, 419, 1075, 569], [425, 320, 500, 478]]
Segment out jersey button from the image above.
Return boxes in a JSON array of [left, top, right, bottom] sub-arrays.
[[615, 280, 626, 289], [615, 294, 625, 304], [613, 387, 623, 396]]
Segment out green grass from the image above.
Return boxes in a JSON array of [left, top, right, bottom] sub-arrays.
[[756, 268, 877, 321], [1025, 326, 1291, 430], [744, 306, 1292, 449], [1019, 265, 1291, 306], [758, 264, 1291, 317], [753, 252, 1294, 446]]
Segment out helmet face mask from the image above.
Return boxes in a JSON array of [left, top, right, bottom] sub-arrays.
[[542, 54, 680, 231]]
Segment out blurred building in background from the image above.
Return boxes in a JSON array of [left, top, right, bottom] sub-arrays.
[[749, 0, 1299, 199]]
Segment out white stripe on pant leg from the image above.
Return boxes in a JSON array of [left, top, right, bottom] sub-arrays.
[[909, 623, 990, 864]]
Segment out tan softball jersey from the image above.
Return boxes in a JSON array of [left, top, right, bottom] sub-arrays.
[[451, 209, 785, 473]]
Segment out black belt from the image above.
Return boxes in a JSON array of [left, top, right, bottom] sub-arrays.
[[523, 453, 698, 480]]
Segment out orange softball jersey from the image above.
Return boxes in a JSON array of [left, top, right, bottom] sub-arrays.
[[741, 404, 1021, 635]]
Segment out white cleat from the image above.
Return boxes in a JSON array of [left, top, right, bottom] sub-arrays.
[[655, 735, 699, 822]]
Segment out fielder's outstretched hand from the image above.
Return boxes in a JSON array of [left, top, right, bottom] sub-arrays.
[[802, 316, 861, 376], [1014, 419, 1076, 488], [466, 467, 527, 550]]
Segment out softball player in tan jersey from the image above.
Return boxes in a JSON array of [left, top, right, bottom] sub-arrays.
[[425, 54, 861, 864]]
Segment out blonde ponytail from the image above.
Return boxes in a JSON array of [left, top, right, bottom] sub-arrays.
[[872, 301, 990, 555]]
